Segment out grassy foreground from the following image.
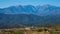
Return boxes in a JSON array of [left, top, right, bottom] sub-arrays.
[[0, 27, 60, 34]]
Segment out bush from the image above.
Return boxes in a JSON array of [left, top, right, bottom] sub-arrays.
[[37, 29, 43, 32], [11, 31, 22, 34]]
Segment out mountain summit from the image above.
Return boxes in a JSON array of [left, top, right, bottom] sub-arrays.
[[0, 5, 60, 16]]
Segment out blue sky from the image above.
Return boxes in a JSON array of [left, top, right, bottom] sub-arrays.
[[0, 0, 60, 8]]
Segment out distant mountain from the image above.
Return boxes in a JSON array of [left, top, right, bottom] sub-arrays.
[[0, 5, 60, 16], [0, 5, 60, 28], [37, 4, 60, 16], [0, 5, 37, 14]]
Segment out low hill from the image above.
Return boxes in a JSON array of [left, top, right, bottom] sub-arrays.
[[0, 14, 60, 29]]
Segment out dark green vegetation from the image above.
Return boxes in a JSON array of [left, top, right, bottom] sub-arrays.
[[50, 31, 60, 34], [11, 31, 22, 34], [45, 22, 60, 28], [0, 13, 60, 29]]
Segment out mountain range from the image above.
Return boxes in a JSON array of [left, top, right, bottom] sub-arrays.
[[0, 4, 60, 28]]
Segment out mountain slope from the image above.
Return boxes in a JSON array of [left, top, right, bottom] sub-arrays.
[[0, 5, 60, 16], [0, 5, 60, 28], [0, 14, 60, 28]]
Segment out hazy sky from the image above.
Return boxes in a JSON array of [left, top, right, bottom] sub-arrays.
[[0, 0, 60, 8]]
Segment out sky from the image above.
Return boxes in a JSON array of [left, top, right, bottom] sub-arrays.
[[0, 0, 60, 8]]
